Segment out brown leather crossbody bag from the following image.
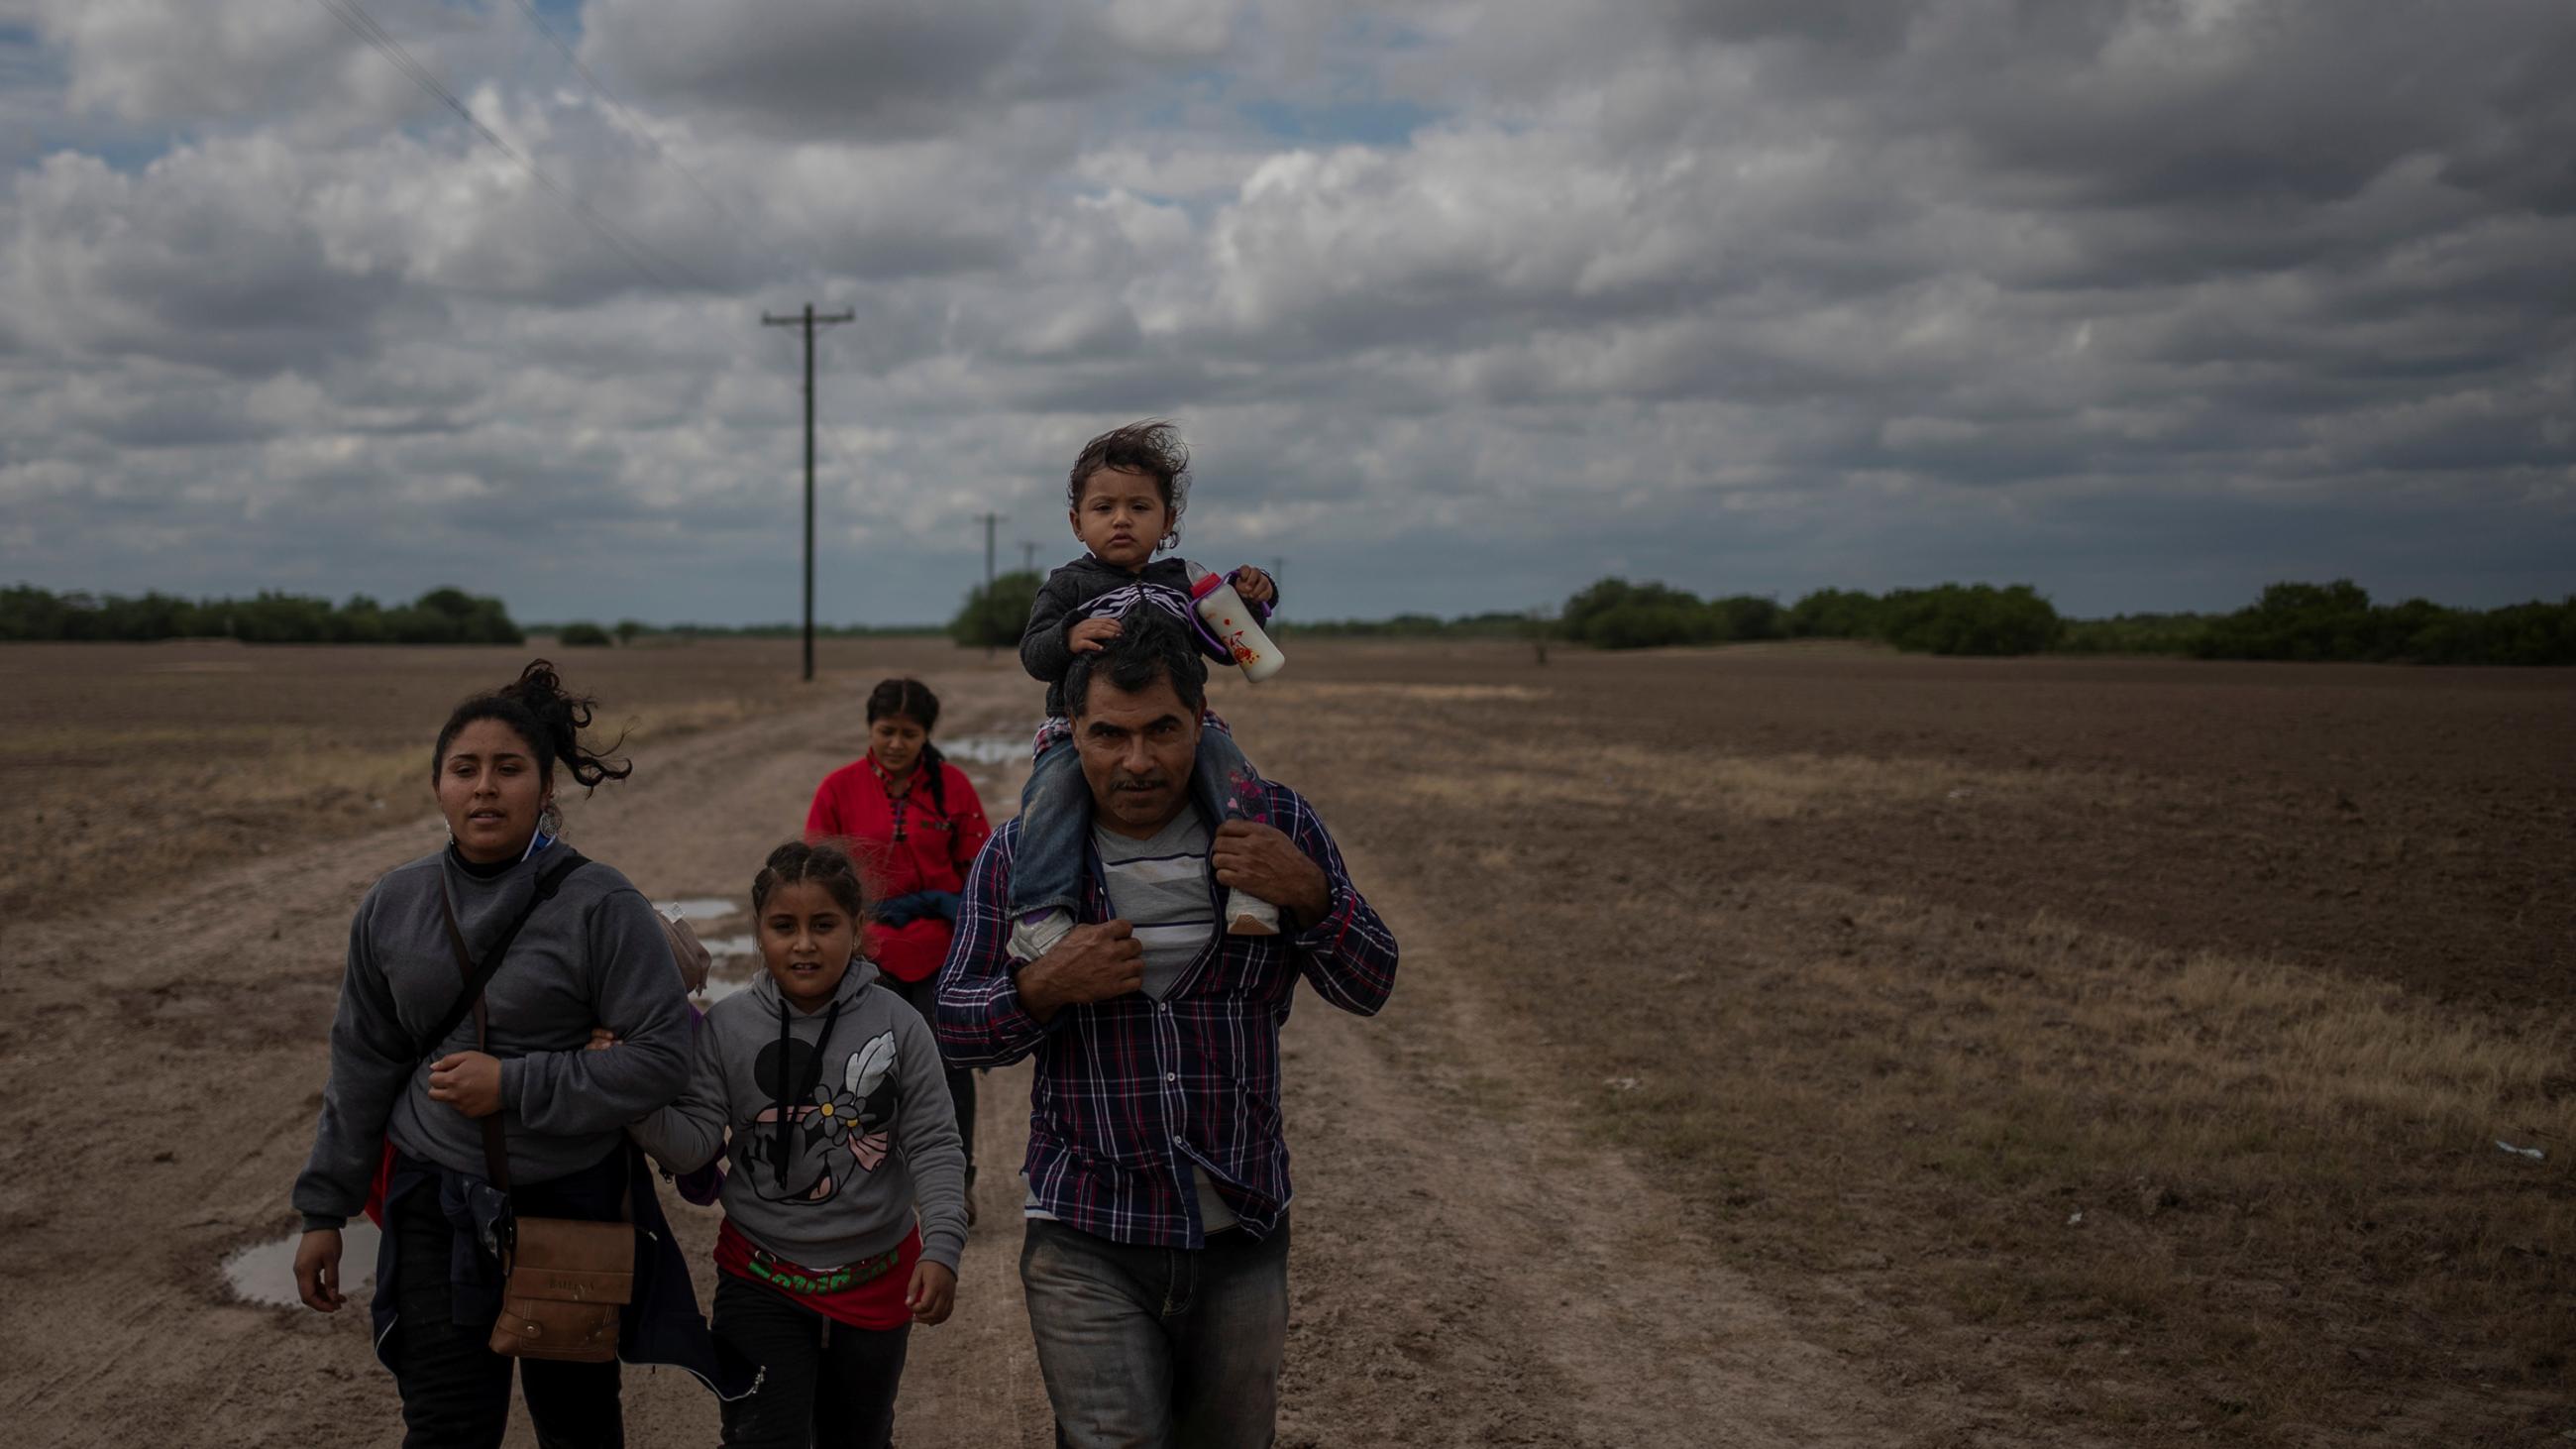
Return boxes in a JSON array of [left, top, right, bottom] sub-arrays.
[[436, 859, 635, 1364]]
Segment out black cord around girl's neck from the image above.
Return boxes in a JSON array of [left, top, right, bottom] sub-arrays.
[[770, 993, 844, 1189]]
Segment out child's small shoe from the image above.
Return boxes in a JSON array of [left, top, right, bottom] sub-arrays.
[[1224, 891, 1281, 937], [1009, 908, 1075, 961]]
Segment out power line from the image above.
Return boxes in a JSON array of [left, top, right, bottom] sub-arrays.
[[499, 0, 768, 265], [307, 0, 712, 293]]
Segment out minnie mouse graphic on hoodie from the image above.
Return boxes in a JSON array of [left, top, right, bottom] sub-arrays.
[[628, 956, 967, 1279]]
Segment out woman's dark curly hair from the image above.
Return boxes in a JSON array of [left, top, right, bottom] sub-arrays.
[[751, 838, 869, 921], [430, 659, 631, 796], [1066, 419, 1191, 550]]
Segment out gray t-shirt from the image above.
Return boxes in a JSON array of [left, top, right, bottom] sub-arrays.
[[1093, 812, 1218, 1001], [1023, 811, 1238, 1232]]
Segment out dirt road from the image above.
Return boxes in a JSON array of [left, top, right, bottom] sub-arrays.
[[0, 658, 1910, 1447]]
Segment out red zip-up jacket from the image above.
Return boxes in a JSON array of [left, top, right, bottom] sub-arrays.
[[805, 751, 992, 983]]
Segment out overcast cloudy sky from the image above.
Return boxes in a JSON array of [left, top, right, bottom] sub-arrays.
[[4, 0, 2572, 624]]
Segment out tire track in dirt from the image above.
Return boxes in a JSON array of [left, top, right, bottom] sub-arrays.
[[1269, 838, 1916, 1448], [2, 657, 1909, 1446]]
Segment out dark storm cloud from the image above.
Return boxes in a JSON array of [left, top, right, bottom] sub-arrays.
[[581, 0, 1221, 139]]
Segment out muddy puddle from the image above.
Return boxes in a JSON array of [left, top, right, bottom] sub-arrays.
[[694, 932, 762, 1003], [225, 1220, 383, 1308]]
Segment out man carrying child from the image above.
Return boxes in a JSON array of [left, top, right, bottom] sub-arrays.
[[936, 613, 1401, 1448], [1009, 419, 1282, 959]]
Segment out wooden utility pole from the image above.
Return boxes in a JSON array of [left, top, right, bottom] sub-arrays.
[[977, 512, 1003, 656], [1020, 540, 1038, 574], [761, 302, 854, 682]]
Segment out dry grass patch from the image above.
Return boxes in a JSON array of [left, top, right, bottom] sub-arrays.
[[5, 726, 428, 919], [0, 661, 812, 922], [1582, 890, 2575, 1441], [1388, 741, 2031, 823], [1252, 681, 1552, 706], [1239, 640, 2576, 1444]]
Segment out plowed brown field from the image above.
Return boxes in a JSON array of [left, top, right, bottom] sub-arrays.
[[1, 637, 2567, 1447]]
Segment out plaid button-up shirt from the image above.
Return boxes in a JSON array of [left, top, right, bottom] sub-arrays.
[[934, 779, 1399, 1248]]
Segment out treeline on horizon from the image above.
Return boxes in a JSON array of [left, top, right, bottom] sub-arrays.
[[0, 584, 524, 645], [0, 583, 951, 647], [539, 618, 941, 646], [1300, 578, 2576, 666], [14, 578, 2574, 666]]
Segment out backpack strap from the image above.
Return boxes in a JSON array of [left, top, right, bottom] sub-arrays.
[[423, 848, 589, 1059]]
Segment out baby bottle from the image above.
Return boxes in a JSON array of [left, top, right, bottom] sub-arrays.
[[1188, 563, 1288, 682]]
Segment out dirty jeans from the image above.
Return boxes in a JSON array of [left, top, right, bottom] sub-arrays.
[[1020, 1215, 1291, 1449], [1011, 718, 1261, 923]]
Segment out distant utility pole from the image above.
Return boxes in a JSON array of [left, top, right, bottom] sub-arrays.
[[1020, 540, 1038, 574], [761, 302, 854, 682], [977, 512, 1003, 657]]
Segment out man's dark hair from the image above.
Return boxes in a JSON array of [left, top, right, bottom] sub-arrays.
[[1065, 610, 1207, 721], [1066, 419, 1191, 549]]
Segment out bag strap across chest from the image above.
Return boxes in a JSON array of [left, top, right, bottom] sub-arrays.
[[432, 847, 589, 1189]]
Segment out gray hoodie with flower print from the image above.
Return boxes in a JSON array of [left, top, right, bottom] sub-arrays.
[[630, 958, 968, 1274]]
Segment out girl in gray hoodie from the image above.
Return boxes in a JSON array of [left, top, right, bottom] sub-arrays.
[[627, 840, 968, 1449]]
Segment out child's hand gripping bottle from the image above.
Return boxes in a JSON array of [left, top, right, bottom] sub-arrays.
[[1188, 563, 1287, 682]]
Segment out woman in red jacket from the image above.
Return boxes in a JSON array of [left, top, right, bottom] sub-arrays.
[[805, 677, 993, 1217]]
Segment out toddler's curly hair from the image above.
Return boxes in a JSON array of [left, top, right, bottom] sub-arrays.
[[1066, 419, 1191, 550]]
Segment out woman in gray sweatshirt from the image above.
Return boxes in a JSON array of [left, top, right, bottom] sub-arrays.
[[289, 660, 742, 1445], [627, 838, 967, 1449]]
